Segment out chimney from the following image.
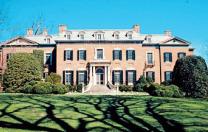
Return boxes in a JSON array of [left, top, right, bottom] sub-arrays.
[[164, 30, 172, 36], [132, 24, 140, 33], [27, 28, 33, 36], [59, 24, 67, 34], [42, 28, 48, 36]]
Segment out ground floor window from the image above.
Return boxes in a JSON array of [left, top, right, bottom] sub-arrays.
[[112, 70, 123, 85], [64, 71, 73, 85], [126, 70, 136, 85], [146, 71, 155, 82], [77, 71, 87, 85], [164, 71, 173, 81]]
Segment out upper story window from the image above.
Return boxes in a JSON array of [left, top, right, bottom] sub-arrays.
[[113, 50, 122, 60], [165, 71, 173, 81], [147, 52, 153, 64], [164, 52, 172, 62], [113, 31, 120, 40], [146, 35, 152, 43], [178, 52, 186, 59], [78, 50, 86, 60], [45, 53, 52, 65], [79, 31, 85, 40], [64, 50, 73, 61], [95, 31, 105, 40], [80, 34, 84, 40], [64, 31, 72, 40], [128, 34, 132, 39], [96, 49, 104, 59], [146, 71, 155, 82], [126, 50, 135, 60], [126, 31, 133, 40]]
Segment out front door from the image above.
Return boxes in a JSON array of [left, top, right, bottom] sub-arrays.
[[96, 68, 104, 85]]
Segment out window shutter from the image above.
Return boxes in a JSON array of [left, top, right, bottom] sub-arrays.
[[71, 71, 74, 85], [126, 50, 128, 60], [63, 71, 65, 84], [112, 71, 115, 85], [84, 71, 87, 85], [119, 50, 122, 60], [120, 71, 123, 84], [64, 51, 66, 61], [164, 72, 167, 81], [76, 71, 79, 85], [164, 53, 166, 62], [133, 50, 135, 60], [126, 71, 128, 85], [153, 72, 155, 82], [133, 70, 136, 84], [113, 50, 115, 60], [170, 53, 172, 62], [77, 50, 79, 60], [71, 51, 73, 60], [84, 50, 86, 60]]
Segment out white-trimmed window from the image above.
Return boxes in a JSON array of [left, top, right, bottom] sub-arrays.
[[113, 50, 122, 60], [64, 50, 73, 61], [96, 49, 104, 59], [147, 52, 153, 64], [146, 71, 155, 82], [78, 50, 86, 60], [64, 71, 73, 85], [178, 52, 186, 59], [165, 71, 173, 81], [77, 71, 87, 84], [45, 53, 52, 65], [164, 52, 172, 62], [113, 70, 123, 85], [115, 34, 119, 39], [126, 70, 136, 85], [126, 50, 135, 60]]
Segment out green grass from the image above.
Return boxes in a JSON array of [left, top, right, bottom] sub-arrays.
[[0, 94, 207, 132]]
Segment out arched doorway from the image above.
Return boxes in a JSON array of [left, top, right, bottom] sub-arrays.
[[96, 67, 104, 85]]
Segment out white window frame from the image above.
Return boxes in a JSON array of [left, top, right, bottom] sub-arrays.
[[65, 50, 72, 61], [95, 48, 105, 60], [126, 49, 135, 60], [114, 71, 121, 85], [127, 71, 134, 85], [45, 53, 52, 65], [146, 51, 154, 64], [65, 70, 73, 85]]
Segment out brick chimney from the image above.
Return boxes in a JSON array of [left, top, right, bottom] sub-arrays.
[[59, 24, 67, 34], [27, 28, 33, 36], [164, 30, 172, 36], [42, 28, 48, 36], [132, 24, 140, 33]]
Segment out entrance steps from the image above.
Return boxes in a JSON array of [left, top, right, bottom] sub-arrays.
[[85, 85, 117, 93]]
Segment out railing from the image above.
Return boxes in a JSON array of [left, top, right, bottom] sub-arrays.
[[82, 79, 93, 93], [107, 81, 119, 92]]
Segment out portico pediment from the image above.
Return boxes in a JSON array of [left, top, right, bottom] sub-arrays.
[[3, 36, 39, 46]]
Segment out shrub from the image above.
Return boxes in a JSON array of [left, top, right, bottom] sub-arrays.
[[67, 85, 77, 92], [119, 85, 133, 92], [33, 82, 53, 94], [3, 53, 42, 92], [52, 84, 68, 94], [161, 80, 172, 86], [45, 73, 61, 84], [76, 84, 83, 92], [134, 76, 153, 92], [146, 83, 182, 98], [172, 56, 208, 98], [21, 81, 38, 93], [33, 50, 44, 74]]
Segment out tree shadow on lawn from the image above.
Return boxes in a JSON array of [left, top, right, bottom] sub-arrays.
[[0, 95, 185, 132]]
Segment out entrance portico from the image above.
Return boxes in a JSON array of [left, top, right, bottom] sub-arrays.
[[89, 60, 111, 85]]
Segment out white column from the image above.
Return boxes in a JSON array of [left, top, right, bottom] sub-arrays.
[[108, 66, 110, 83], [104, 66, 107, 85], [93, 66, 96, 85], [89, 65, 92, 82]]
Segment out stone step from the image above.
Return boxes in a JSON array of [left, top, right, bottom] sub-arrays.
[[86, 85, 116, 93]]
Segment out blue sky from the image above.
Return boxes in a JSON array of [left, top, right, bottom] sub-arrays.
[[0, 0, 208, 60]]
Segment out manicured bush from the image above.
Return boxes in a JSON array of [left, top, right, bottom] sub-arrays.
[[76, 84, 83, 92], [21, 81, 38, 93], [45, 73, 61, 84], [67, 85, 77, 92], [173, 56, 208, 98], [52, 84, 68, 94], [146, 83, 182, 98], [33, 50, 44, 74], [119, 85, 133, 92], [161, 80, 172, 86], [3, 53, 42, 92], [134, 76, 153, 92], [33, 82, 53, 94]]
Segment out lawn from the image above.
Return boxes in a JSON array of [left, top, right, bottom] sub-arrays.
[[0, 94, 207, 132]]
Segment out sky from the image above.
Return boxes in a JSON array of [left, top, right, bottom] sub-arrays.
[[0, 0, 208, 60]]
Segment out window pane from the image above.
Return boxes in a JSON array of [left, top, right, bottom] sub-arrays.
[[178, 53, 186, 59], [147, 53, 153, 64], [97, 49, 103, 59], [127, 50, 134, 60], [165, 72, 172, 81], [128, 71, 134, 83], [78, 71, 85, 84], [114, 71, 120, 84], [65, 71, 72, 85], [66, 50, 72, 60], [79, 50, 85, 60], [114, 50, 120, 60], [45, 53, 52, 65]]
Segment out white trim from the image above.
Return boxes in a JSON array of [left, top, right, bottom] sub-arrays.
[[78, 48, 86, 50], [127, 48, 134, 50], [112, 67, 122, 70], [64, 48, 72, 50], [94, 48, 105, 60], [44, 52, 52, 65], [113, 48, 121, 50], [77, 68, 87, 71], [64, 68, 73, 71], [126, 67, 136, 70], [146, 51, 154, 64]]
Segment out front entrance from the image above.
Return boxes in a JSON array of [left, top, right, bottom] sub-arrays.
[[96, 68, 104, 85]]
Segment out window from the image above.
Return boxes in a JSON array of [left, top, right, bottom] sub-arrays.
[[97, 34, 102, 40], [64, 50, 73, 61], [78, 50, 86, 60], [97, 49, 103, 59], [80, 34, 84, 40], [178, 52, 186, 59], [146, 71, 155, 82], [6, 53, 11, 61], [112, 70, 123, 85], [164, 52, 172, 62], [45, 53, 52, 65], [147, 53, 153, 64], [128, 34, 132, 39], [65, 34, 71, 40], [165, 71, 173, 81], [113, 50, 122, 60], [115, 34, 119, 39], [46, 38, 50, 43], [126, 70, 136, 85], [126, 50, 135, 60], [77, 71, 87, 84], [64, 71, 73, 85]]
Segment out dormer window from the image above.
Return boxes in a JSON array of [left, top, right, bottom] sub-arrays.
[[79, 31, 85, 40], [94, 31, 104, 40], [113, 31, 120, 40], [64, 31, 72, 40], [80, 34, 84, 40], [97, 34, 102, 40], [115, 34, 119, 39], [128, 34, 132, 39], [45, 36, 51, 44], [126, 31, 133, 40], [146, 35, 152, 43]]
